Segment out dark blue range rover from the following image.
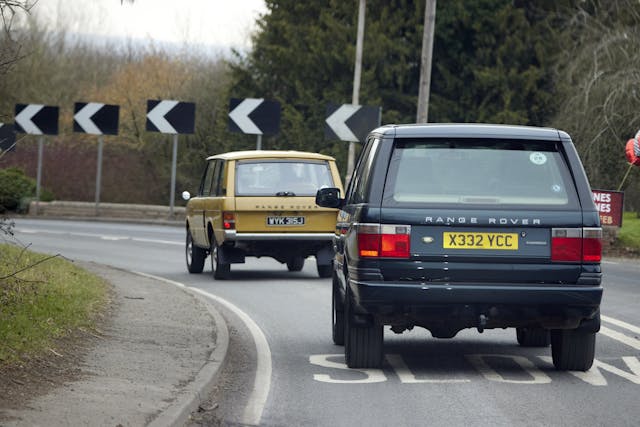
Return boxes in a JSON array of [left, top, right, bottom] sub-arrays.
[[316, 124, 602, 371]]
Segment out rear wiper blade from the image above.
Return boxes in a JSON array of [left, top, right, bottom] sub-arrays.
[[276, 191, 296, 197]]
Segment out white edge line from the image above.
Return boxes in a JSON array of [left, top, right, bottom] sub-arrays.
[[133, 271, 271, 426]]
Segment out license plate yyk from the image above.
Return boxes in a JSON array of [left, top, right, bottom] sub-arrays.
[[443, 232, 518, 250]]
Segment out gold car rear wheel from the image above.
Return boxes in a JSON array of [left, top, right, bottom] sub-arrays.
[[211, 240, 230, 280]]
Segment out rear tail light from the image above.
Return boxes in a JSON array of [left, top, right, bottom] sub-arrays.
[[551, 227, 602, 262], [223, 211, 235, 230], [357, 224, 411, 258]]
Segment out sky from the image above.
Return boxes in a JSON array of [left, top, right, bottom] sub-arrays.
[[29, 0, 268, 55]]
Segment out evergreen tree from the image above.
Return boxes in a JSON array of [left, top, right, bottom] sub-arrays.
[[229, 0, 555, 173]]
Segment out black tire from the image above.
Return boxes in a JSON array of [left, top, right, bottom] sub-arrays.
[[551, 329, 596, 371], [516, 327, 551, 347], [317, 260, 333, 278], [344, 287, 383, 368], [286, 256, 305, 272], [186, 229, 206, 274], [332, 277, 345, 345], [211, 240, 230, 280]]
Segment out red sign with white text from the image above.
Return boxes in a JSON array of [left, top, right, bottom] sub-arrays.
[[592, 189, 624, 227]]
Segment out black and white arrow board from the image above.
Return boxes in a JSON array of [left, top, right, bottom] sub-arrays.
[[74, 103, 120, 135], [14, 104, 59, 135], [228, 98, 281, 135], [146, 100, 195, 134], [325, 103, 381, 142], [0, 123, 16, 152]]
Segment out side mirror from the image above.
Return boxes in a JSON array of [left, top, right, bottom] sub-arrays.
[[182, 191, 191, 201], [315, 187, 343, 209]]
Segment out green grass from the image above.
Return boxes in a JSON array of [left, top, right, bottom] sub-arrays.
[[0, 243, 109, 365], [616, 212, 640, 250]]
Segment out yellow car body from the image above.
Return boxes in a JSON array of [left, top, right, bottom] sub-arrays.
[[184, 150, 343, 279]]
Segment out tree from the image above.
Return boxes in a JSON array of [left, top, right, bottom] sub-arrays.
[[230, 0, 557, 174], [0, 0, 32, 77], [548, 0, 640, 209]]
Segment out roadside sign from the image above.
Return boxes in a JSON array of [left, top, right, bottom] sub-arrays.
[[14, 104, 59, 135], [0, 123, 16, 152], [228, 98, 281, 135], [74, 102, 120, 135], [592, 189, 624, 227], [325, 103, 381, 142], [146, 100, 195, 134]]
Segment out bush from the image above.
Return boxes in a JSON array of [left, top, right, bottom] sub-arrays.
[[0, 168, 36, 212]]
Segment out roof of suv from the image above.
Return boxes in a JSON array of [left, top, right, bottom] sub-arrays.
[[206, 150, 336, 162], [370, 123, 570, 141]]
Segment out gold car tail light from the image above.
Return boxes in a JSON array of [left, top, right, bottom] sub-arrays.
[[223, 211, 236, 230]]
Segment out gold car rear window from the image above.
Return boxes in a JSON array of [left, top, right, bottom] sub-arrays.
[[236, 160, 334, 196]]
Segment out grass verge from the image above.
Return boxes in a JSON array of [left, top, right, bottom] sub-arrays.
[[616, 212, 640, 249], [606, 211, 640, 257], [0, 243, 109, 365]]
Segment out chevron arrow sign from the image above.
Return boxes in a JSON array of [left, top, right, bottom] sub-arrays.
[[228, 98, 281, 135], [146, 100, 195, 134], [325, 103, 381, 142], [14, 104, 59, 135], [74, 102, 120, 135], [0, 123, 16, 151]]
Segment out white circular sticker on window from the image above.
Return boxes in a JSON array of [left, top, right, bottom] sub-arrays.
[[529, 152, 547, 165]]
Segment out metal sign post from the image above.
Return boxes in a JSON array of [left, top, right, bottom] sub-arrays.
[[170, 134, 178, 215], [95, 136, 104, 214], [73, 102, 120, 214], [14, 103, 59, 216], [35, 136, 44, 215], [146, 99, 196, 218]]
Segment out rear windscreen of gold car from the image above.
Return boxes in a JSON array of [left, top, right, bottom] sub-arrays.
[[236, 160, 335, 197]]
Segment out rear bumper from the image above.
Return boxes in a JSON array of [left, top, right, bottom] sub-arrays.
[[349, 279, 602, 331], [351, 280, 603, 307], [224, 230, 335, 241]]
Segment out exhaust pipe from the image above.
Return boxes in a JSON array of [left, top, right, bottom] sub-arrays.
[[477, 314, 488, 333]]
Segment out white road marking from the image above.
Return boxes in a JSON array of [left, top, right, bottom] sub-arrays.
[[14, 227, 182, 246], [189, 287, 272, 426], [600, 326, 640, 350], [310, 354, 386, 383], [131, 237, 182, 246], [385, 354, 469, 383], [539, 356, 640, 385], [466, 354, 551, 384], [602, 315, 640, 335], [133, 272, 272, 426]]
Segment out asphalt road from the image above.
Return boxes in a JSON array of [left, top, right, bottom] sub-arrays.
[[8, 218, 640, 426]]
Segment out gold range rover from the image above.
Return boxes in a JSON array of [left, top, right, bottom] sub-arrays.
[[183, 150, 344, 279]]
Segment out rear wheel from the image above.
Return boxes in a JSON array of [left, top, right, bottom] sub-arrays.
[[344, 286, 383, 368], [286, 256, 305, 272], [332, 277, 344, 345], [516, 327, 550, 347], [186, 229, 206, 274], [317, 260, 332, 278], [211, 240, 230, 280], [551, 329, 596, 371]]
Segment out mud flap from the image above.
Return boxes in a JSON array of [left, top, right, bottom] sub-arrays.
[[218, 245, 245, 264]]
